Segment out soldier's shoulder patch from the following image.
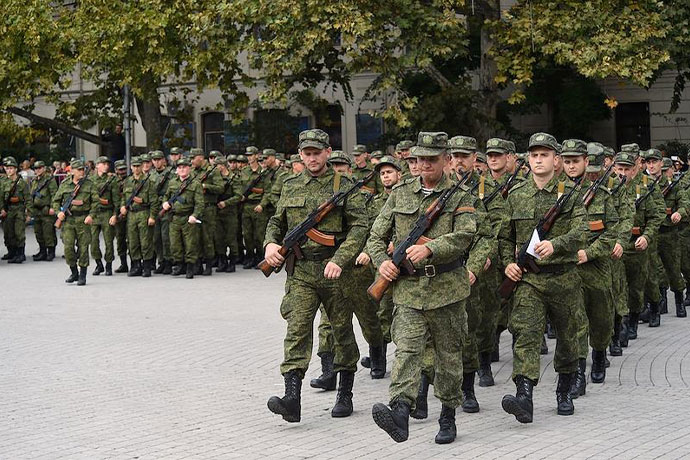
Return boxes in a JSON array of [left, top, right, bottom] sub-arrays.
[[508, 180, 527, 194], [453, 206, 476, 215]]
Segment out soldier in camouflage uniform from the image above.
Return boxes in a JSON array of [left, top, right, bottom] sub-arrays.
[[264, 129, 366, 423], [140, 153, 153, 175], [214, 156, 241, 273], [162, 157, 204, 279], [499, 133, 587, 423], [151, 150, 174, 274], [52, 159, 99, 285], [28, 160, 58, 262], [191, 148, 224, 276], [120, 156, 160, 278], [89, 156, 119, 276], [113, 160, 129, 273], [1, 157, 29, 263], [240, 147, 273, 269], [352, 144, 383, 195], [560, 140, 619, 394], [256, 149, 282, 263], [368, 132, 477, 444]]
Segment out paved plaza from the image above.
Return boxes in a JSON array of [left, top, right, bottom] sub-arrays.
[[2, 231, 690, 459]]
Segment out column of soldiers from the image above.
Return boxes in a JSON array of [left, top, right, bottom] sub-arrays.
[[261, 128, 690, 446]]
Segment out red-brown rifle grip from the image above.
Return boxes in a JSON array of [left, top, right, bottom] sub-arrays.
[[367, 277, 389, 303]]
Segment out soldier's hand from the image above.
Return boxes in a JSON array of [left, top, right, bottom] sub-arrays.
[[133, 196, 143, 204], [672, 211, 682, 224], [324, 262, 342, 280], [108, 216, 117, 226], [483, 257, 491, 271], [355, 252, 370, 266], [468, 270, 477, 285], [254, 205, 263, 214], [57, 211, 66, 221], [84, 215, 93, 225], [147, 217, 155, 226], [576, 249, 588, 265], [188, 215, 199, 225], [534, 240, 554, 258], [25, 214, 31, 224], [264, 243, 284, 267], [162, 201, 171, 211], [634, 236, 648, 251], [386, 242, 394, 255], [120, 206, 127, 216], [611, 242, 623, 259], [379, 260, 400, 282], [48, 208, 55, 216], [406, 244, 431, 264], [217, 201, 226, 209], [505, 263, 523, 282]]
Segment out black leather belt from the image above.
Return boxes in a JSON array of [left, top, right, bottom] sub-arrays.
[[69, 210, 89, 217], [535, 263, 574, 275], [659, 226, 677, 234], [407, 258, 465, 278], [301, 247, 337, 261]]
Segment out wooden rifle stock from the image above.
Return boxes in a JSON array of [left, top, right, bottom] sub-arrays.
[[258, 246, 290, 277], [367, 276, 389, 303]]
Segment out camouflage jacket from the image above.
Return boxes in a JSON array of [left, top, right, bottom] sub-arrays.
[[90, 172, 120, 216], [464, 171, 502, 276], [152, 166, 175, 203], [367, 174, 478, 310], [577, 176, 619, 261], [259, 166, 282, 209], [28, 173, 57, 214], [240, 166, 273, 202], [619, 173, 665, 251], [217, 172, 241, 214], [120, 173, 160, 219], [164, 175, 205, 218], [193, 164, 223, 204], [51, 176, 99, 219], [1, 175, 28, 212], [658, 175, 690, 228]]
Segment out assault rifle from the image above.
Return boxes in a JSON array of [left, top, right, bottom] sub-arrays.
[[1, 176, 22, 222], [662, 171, 686, 197], [159, 177, 193, 217], [635, 175, 661, 209], [97, 175, 117, 197], [483, 159, 526, 206], [241, 167, 275, 200], [118, 173, 151, 220], [31, 176, 53, 199], [55, 167, 91, 229], [582, 163, 615, 208]]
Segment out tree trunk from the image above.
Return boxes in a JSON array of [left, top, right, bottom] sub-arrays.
[[135, 92, 164, 151], [5, 106, 107, 146], [476, 0, 501, 146]]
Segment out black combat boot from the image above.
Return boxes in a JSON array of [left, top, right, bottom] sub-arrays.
[[216, 255, 228, 272], [435, 405, 457, 444], [243, 249, 255, 269], [186, 262, 195, 279], [491, 328, 502, 362], [627, 313, 639, 340], [142, 259, 152, 278], [673, 290, 686, 318], [591, 349, 607, 383], [93, 259, 104, 276], [556, 373, 575, 415], [194, 259, 203, 275], [202, 258, 213, 276], [620, 315, 630, 347], [171, 262, 184, 276], [684, 288, 690, 308], [609, 320, 622, 356], [540, 335, 549, 355], [370, 345, 386, 379], [115, 255, 128, 273], [331, 371, 355, 417], [226, 256, 236, 273], [9, 246, 25, 263], [570, 358, 586, 399], [360, 355, 371, 368], [660, 287, 668, 314], [65, 266, 79, 283], [372, 400, 410, 443], [546, 320, 556, 339], [105, 261, 113, 276], [502, 375, 534, 423], [639, 303, 650, 323], [154, 259, 165, 274], [461, 372, 479, 413], [128, 259, 142, 277], [77, 266, 87, 286], [46, 246, 56, 261], [410, 374, 429, 419], [478, 352, 495, 387], [267, 371, 302, 423], [649, 300, 661, 328], [33, 245, 47, 261], [310, 352, 337, 391], [162, 260, 173, 275], [1, 247, 13, 260]]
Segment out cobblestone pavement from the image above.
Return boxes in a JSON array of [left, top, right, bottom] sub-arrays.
[[2, 232, 690, 459]]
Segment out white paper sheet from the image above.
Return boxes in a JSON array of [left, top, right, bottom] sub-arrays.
[[526, 228, 542, 260]]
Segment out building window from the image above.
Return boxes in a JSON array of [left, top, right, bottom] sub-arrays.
[[202, 112, 225, 152], [615, 102, 650, 150], [254, 109, 309, 153], [320, 105, 342, 150], [224, 120, 250, 155], [356, 113, 383, 149]]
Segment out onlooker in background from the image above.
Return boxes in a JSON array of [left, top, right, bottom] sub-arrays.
[[102, 123, 126, 163]]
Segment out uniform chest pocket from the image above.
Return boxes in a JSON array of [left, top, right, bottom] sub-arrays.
[[512, 210, 535, 243], [392, 205, 419, 237]]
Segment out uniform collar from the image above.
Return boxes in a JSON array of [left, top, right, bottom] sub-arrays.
[[526, 173, 560, 196], [412, 173, 453, 194], [301, 165, 335, 185]]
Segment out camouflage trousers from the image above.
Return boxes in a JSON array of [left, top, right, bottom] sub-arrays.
[[215, 209, 239, 258], [679, 225, 690, 289], [32, 206, 57, 247], [623, 250, 649, 315], [241, 203, 268, 254], [153, 214, 171, 264], [90, 210, 115, 262], [510, 269, 582, 383], [463, 284, 482, 374], [126, 210, 154, 261], [3, 207, 26, 247], [115, 218, 127, 257], [378, 291, 394, 344], [658, 229, 684, 292], [576, 258, 614, 357], [61, 216, 91, 267], [643, 240, 662, 304], [611, 257, 629, 317], [280, 259, 359, 377], [169, 214, 200, 264], [475, 264, 502, 354], [198, 205, 217, 260], [389, 301, 466, 410]]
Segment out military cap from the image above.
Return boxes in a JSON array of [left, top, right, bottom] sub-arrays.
[[150, 150, 165, 160], [33, 160, 46, 169], [190, 148, 205, 158], [169, 147, 184, 156], [448, 136, 477, 154], [114, 160, 127, 170], [214, 156, 228, 166], [96, 155, 110, 164], [298, 129, 330, 150], [603, 146, 615, 158], [396, 140, 415, 152], [415, 132, 448, 156], [329, 150, 352, 166], [614, 152, 635, 166], [262, 148, 277, 157], [662, 157, 673, 170], [586, 149, 605, 173], [236, 155, 248, 163], [70, 159, 85, 169], [352, 144, 367, 156], [560, 139, 588, 157], [375, 155, 401, 172], [227, 154, 237, 161], [3, 156, 17, 167], [276, 153, 286, 162], [528, 132, 560, 152], [476, 151, 487, 164], [140, 153, 152, 162], [245, 146, 259, 155], [672, 155, 685, 165], [587, 142, 605, 157], [621, 143, 640, 155], [643, 148, 662, 161], [176, 157, 191, 167], [130, 156, 143, 166], [485, 138, 516, 155], [285, 159, 293, 167], [208, 150, 221, 158], [516, 152, 527, 161], [406, 146, 419, 159], [291, 154, 303, 163], [370, 150, 384, 160]]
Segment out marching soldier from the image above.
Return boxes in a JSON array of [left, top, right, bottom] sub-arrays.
[[113, 160, 129, 273], [28, 160, 58, 261], [90, 156, 119, 276], [191, 148, 224, 276], [352, 144, 383, 195], [151, 150, 174, 274], [240, 147, 273, 269], [1, 157, 29, 263], [215, 156, 241, 272]]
